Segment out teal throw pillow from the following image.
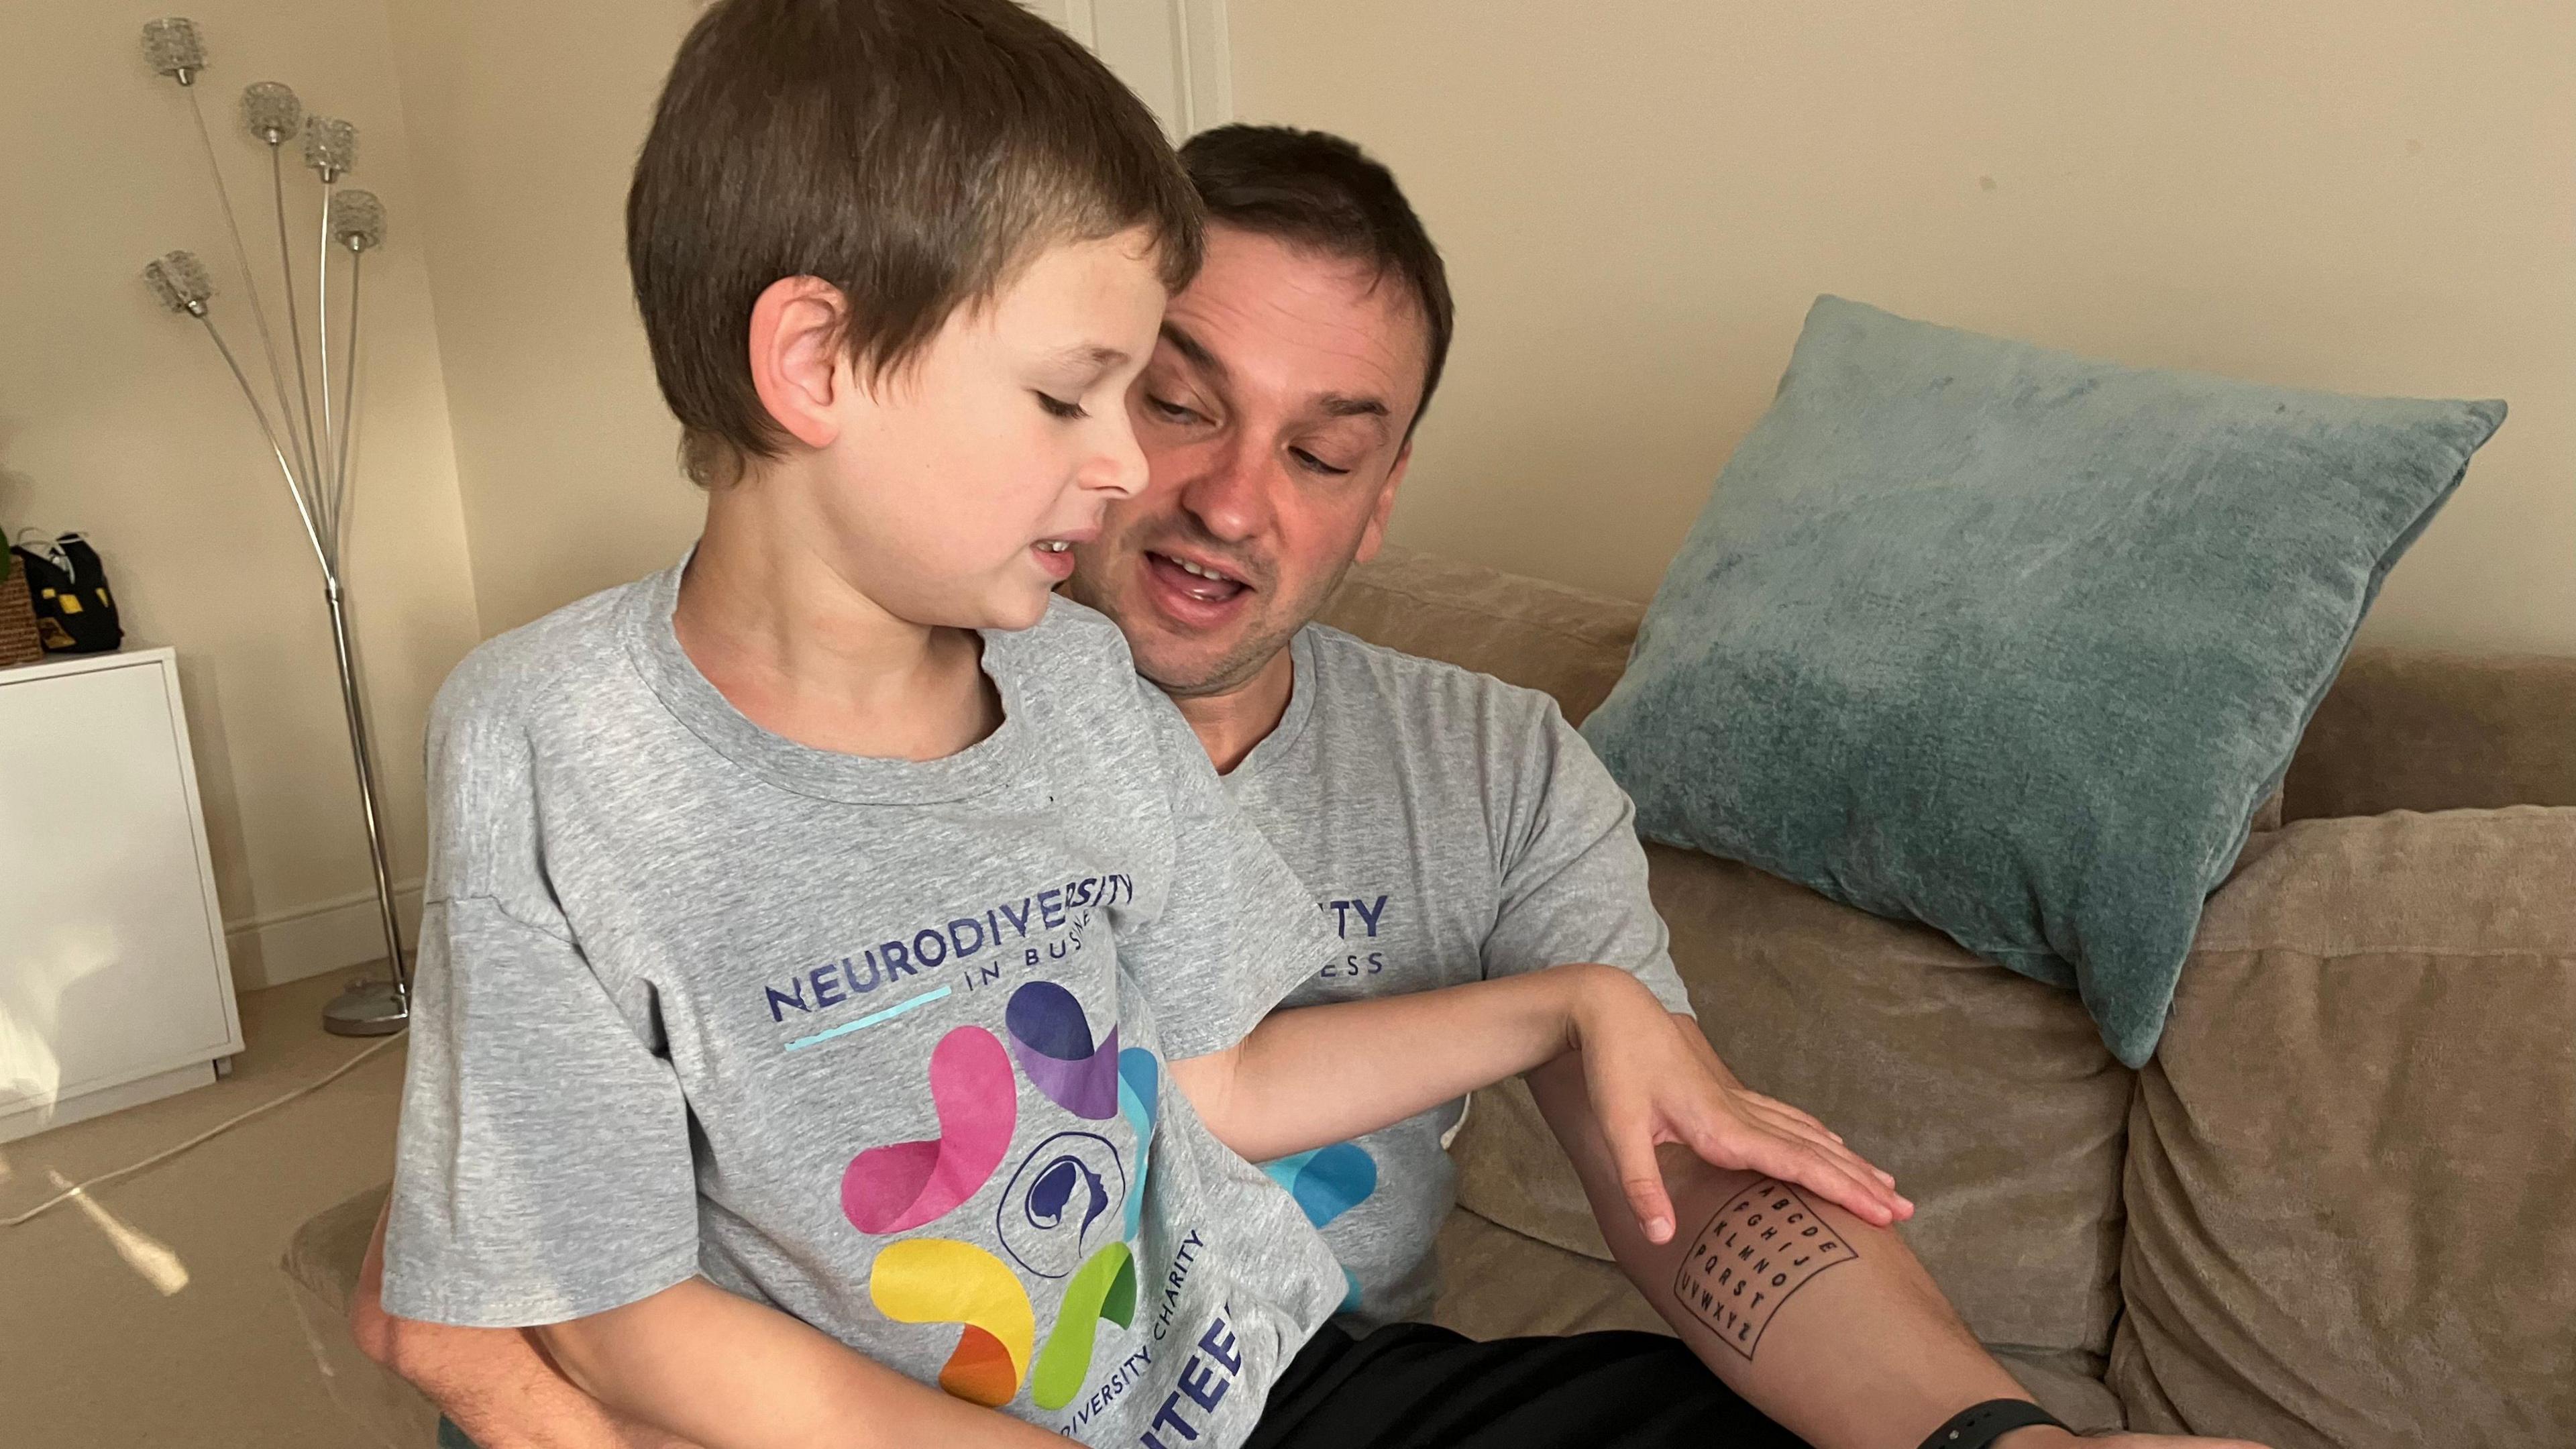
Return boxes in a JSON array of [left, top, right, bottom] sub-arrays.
[[1583, 297, 2504, 1065]]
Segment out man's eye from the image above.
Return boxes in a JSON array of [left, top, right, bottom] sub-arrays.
[[1036, 392, 1088, 420], [1291, 448, 1352, 478], [1142, 394, 1201, 424]]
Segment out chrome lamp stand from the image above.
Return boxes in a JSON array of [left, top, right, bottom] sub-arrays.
[[140, 18, 410, 1034]]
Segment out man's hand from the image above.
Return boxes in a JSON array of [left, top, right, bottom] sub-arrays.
[[1564, 966, 1911, 1242]]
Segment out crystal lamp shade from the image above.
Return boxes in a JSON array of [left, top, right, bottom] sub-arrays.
[[303, 116, 358, 177], [242, 81, 303, 143], [141, 17, 207, 78], [143, 250, 215, 315], [329, 190, 387, 252]]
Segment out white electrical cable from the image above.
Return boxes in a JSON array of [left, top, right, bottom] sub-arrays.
[[1, 1034, 404, 1229]]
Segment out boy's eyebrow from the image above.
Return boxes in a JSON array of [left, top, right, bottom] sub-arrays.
[[1043, 342, 1130, 375]]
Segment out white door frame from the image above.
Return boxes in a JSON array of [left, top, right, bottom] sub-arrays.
[[1029, 0, 1232, 138]]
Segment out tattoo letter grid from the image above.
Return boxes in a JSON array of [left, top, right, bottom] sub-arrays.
[[1670, 1177, 1860, 1358]]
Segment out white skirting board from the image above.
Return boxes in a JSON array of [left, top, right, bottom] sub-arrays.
[[224, 883, 425, 991]]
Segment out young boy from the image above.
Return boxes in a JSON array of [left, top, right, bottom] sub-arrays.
[[379, 3, 1902, 1446]]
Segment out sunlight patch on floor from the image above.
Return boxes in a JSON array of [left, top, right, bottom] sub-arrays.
[[51, 1169, 190, 1296]]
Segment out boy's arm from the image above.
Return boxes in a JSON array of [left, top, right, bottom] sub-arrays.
[[529, 1279, 1069, 1449], [358, 1197, 1059, 1449], [1522, 1053, 2269, 1449], [1167, 963, 1908, 1234]]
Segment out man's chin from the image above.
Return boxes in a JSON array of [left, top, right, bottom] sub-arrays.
[[1128, 635, 1257, 698]]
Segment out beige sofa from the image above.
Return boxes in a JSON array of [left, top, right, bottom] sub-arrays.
[[286, 548, 2576, 1448]]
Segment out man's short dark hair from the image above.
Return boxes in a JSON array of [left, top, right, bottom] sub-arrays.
[[1178, 125, 1454, 435], [629, 0, 1204, 487]]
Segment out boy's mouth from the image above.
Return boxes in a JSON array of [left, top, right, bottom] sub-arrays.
[[1032, 532, 1091, 580]]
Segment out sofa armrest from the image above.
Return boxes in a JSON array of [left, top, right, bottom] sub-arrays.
[[2284, 647, 2576, 820], [281, 1182, 440, 1448]]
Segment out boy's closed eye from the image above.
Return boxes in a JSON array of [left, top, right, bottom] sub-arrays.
[[1030, 341, 1136, 421]]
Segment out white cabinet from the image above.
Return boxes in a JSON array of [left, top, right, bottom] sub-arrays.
[[0, 648, 242, 1144]]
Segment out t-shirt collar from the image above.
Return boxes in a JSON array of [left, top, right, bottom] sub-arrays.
[[621, 551, 1040, 806], [1218, 625, 1319, 790]]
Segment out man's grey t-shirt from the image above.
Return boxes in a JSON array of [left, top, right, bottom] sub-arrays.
[[1222, 624, 1690, 1328], [383, 564, 1344, 1448]]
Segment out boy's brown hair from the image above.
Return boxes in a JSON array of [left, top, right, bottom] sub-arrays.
[[630, 0, 1203, 487]]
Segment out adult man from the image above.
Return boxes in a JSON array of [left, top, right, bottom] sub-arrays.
[[357, 123, 2256, 1449]]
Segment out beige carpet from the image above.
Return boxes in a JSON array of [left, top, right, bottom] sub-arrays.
[[1, 971, 409, 1448]]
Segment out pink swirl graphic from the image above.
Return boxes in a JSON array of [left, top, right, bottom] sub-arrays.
[[842, 1026, 1018, 1234]]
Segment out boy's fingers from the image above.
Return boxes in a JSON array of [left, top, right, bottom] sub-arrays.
[[1735, 1099, 1880, 1180], [1744, 1101, 1898, 1192], [1603, 1106, 1676, 1243], [1705, 1120, 1900, 1227], [1739, 1089, 1837, 1141]]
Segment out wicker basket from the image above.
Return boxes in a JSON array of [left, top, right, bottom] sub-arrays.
[[1, 553, 46, 667]]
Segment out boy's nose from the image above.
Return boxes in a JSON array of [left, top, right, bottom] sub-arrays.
[[1088, 421, 1150, 499]]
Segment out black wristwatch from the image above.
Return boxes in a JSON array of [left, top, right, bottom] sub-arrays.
[[1916, 1399, 2071, 1449]]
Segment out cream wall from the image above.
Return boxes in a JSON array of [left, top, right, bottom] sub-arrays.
[[381, 0, 708, 637], [0, 2, 484, 985], [1230, 1, 2576, 655], [370, 0, 1225, 637]]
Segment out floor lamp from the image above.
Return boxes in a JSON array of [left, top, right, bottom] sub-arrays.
[[141, 19, 410, 1035]]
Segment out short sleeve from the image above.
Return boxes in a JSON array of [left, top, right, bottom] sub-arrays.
[[383, 898, 702, 1327], [1482, 700, 1694, 1016], [384, 682, 700, 1328], [1118, 695, 1344, 1061]]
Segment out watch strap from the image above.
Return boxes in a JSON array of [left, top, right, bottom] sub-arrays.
[[1917, 1399, 2070, 1449]]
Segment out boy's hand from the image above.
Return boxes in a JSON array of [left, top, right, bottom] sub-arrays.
[[1563, 965, 1913, 1242]]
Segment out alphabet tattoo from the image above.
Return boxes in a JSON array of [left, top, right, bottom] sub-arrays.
[[1670, 1177, 1860, 1359]]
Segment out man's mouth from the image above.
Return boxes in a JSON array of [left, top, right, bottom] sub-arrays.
[[1144, 550, 1252, 606]]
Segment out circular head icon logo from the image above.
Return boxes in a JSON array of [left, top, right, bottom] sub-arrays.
[[997, 1130, 1127, 1279]]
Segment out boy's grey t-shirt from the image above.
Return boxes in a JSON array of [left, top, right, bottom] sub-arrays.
[[383, 564, 1344, 1448], [1222, 624, 1690, 1329]]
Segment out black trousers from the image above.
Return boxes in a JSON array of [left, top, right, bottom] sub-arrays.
[[435, 1324, 1810, 1449], [1244, 1322, 1811, 1449]]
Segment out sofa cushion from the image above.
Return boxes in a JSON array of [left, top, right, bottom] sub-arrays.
[[1449, 844, 2134, 1364], [2284, 648, 2576, 820], [1580, 295, 2506, 1067], [2112, 807, 2576, 1447], [1316, 545, 1644, 725]]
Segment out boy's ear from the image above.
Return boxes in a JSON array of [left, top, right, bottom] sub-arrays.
[[747, 276, 853, 449], [1354, 441, 1411, 564]]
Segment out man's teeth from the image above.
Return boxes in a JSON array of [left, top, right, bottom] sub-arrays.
[[1171, 557, 1232, 582]]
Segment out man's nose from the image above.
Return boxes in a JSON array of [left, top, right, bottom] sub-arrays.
[[1177, 433, 1277, 544]]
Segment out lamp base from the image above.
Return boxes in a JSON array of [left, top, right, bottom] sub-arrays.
[[322, 977, 409, 1037]]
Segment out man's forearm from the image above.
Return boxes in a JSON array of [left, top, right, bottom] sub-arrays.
[[1524, 1054, 2035, 1449], [354, 1200, 692, 1449]]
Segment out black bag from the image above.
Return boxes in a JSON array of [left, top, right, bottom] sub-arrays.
[[11, 533, 123, 655]]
